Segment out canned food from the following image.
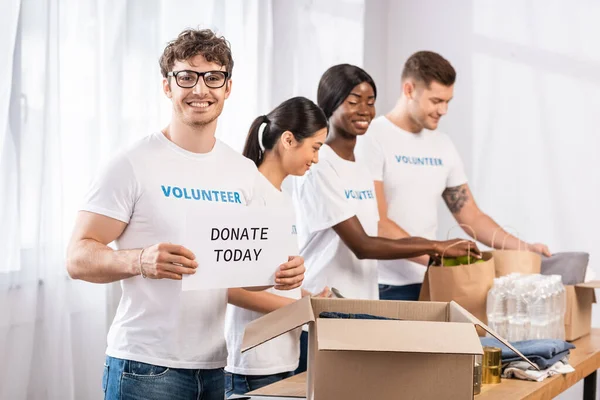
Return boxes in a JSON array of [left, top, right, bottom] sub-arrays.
[[482, 346, 502, 384]]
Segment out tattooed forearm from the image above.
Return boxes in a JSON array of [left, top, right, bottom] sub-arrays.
[[442, 184, 469, 214]]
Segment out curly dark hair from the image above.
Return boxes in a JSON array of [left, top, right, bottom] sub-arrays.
[[159, 28, 234, 78]]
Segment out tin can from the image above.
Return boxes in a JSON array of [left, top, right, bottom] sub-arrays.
[[482, 346, 502, 384]]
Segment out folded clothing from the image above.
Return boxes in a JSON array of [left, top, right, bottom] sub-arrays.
[[540, 252, 589, 285], [480, 337, 575, 369], [319, 312, 399, 320], [531, 349, 571, 369], [504, 358, 575, 382]]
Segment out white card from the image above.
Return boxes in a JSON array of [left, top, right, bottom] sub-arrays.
[[181, 206, 298, 290]]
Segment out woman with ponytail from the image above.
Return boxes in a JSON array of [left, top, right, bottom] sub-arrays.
[[224, 96, 329, 397]]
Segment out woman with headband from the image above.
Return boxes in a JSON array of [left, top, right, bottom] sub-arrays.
[[224, 96, 330, 396], [291, 64, 480, 373]]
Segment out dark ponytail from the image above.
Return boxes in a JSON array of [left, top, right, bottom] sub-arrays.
[[243, 97, 328, 167], [243, 115, 270, 167]]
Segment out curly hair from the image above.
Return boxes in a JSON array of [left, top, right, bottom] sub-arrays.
[[159, 28, 234, 78]]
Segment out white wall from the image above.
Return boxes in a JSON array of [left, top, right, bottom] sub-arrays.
[[219, 0, 366, 152], [365, 1, 600, 398], [269, 0, 365, 107], [365, 0, 476, 239]]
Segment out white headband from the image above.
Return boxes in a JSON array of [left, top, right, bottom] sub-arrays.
[[257, 121, 268, 152]]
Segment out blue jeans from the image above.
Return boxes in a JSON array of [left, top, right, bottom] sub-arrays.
[[294, 330, 309, 374], [102, 356, 224, 400], [378, 283, 422, 301], [225, 371, 293, 397]]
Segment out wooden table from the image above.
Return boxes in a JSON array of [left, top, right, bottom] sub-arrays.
[[248, 329, 600, 399], [479, 329, 600, 400]]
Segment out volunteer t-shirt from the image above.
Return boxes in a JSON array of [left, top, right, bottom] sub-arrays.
[[292, 144, 379, 300], [81, 132, 260, 369], [355, 116, 468, 286], [225, 173, 301, 375]]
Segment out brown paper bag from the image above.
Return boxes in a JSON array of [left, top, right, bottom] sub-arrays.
[[491, 227, 541, 277], [492, 250, 541, 277], [420, 251, 495, 325]]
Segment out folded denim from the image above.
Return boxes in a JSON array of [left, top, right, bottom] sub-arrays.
[[319, 312, 399, 320], [516, 349, 571, 369], [480, 337, 575, 369]]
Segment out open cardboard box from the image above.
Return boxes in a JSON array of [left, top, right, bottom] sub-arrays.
[[242, 297, 537, 400], [565, 281, 600, 341]]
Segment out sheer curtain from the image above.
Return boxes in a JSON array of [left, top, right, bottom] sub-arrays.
[[0, 0, 272, 398], [470, 0, 600, 267], [0, 0, 365, 398]]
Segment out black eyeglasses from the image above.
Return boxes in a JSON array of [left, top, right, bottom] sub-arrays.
[[167, 70, 229, 89]]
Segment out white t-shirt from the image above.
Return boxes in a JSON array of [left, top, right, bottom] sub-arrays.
[[81, 132, 260, 369], [225, 173, 301, 375], [355, 116, 468, 286], [291, 144, 380, 300]]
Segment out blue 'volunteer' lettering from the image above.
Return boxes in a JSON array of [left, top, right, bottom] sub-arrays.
[[344, 189, 374, 200], [395, 155, 443, 166], [161, 185, 242, 203]]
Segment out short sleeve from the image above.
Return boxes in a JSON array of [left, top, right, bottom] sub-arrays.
[[294, 162, 355, 233], [247, 173, 269, 208], [445, 138, 468, 188], [355, 132, 385, 181], [80, 154, 140, 223]]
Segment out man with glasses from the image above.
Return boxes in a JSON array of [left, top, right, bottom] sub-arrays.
[[66, 28, 306, 400], [168, 70, 229, 89]]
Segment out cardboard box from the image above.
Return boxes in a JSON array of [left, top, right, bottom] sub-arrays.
[[565, 281, 600, 341], [242, 297, 536, 400]]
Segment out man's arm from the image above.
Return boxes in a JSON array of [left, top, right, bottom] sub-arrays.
[[67, 211, 141, 283], [374, 181, 430, 265], [442, 183, 551, 256], [66, 211, 198, 283], [68, 211, 304, 287]]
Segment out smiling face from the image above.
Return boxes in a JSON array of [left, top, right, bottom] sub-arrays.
[[328, 82, 376, 137], [162, 54, 232, 127], [406, 80, 453, 131], [279, 128, 328, 176]]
